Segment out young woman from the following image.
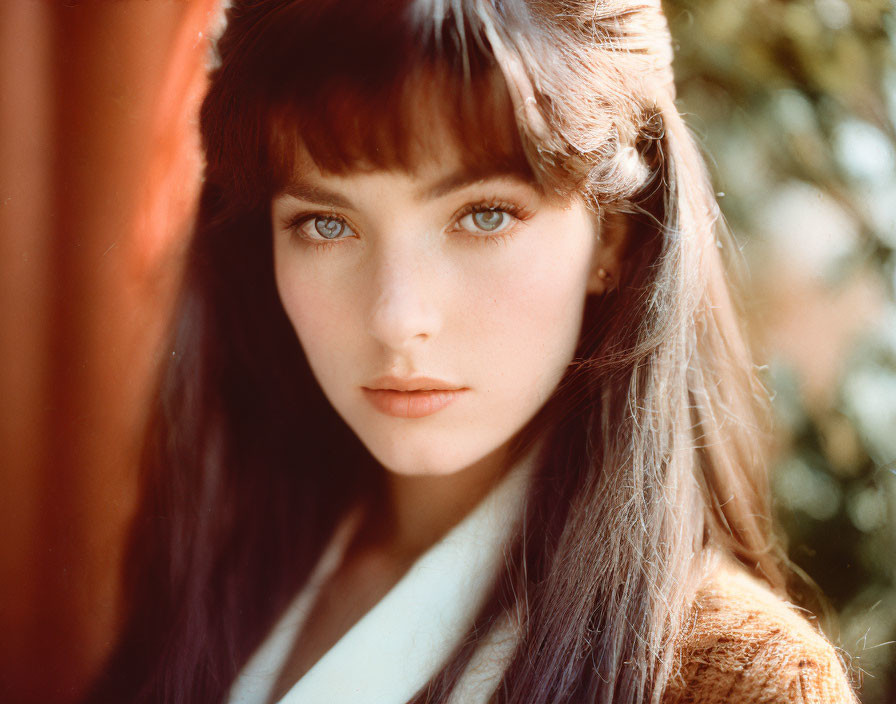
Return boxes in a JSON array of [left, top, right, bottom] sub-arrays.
[[86, 1, 859, 702]]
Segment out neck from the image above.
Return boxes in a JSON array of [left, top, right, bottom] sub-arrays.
[[362, 441, 523, 562]]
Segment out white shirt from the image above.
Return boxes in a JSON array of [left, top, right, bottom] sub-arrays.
[[227, 452, 534, 704]]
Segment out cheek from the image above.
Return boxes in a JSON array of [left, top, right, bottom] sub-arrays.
[[273, 253, 356, 381], [468, 230, 594, 381]]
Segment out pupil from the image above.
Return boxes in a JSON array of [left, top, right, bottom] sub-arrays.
[[474, 210, 503, 231], [315, 218, 343, 239]]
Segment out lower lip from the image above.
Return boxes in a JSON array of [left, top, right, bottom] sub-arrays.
[[362, 388, 466, 418]]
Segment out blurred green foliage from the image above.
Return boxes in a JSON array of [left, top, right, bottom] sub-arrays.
[[665, 1, 896, 701]]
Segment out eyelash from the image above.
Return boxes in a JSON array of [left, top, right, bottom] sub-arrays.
[[281, 199, 533, 250]]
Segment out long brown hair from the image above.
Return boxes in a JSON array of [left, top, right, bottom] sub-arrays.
[[87, 1, 785, 702]]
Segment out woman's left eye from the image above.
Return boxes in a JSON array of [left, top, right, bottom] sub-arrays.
[[458, 208, 513, 235]]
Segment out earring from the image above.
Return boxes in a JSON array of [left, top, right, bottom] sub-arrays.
[[597, 268, 611, 281]]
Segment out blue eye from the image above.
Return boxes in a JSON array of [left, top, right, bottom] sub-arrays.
[[459, 209, 512, 234], [285, 214, 356, 245], [474, 210, 505, 231], [314, 217, 346, 239]]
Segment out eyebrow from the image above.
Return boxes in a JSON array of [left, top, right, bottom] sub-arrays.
[[278, 165, 536, 209], [279, 181, 353, 210], [421, 165, 535, 200]]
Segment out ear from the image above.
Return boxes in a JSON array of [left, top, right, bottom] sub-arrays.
[[586, 209, 629, 295]]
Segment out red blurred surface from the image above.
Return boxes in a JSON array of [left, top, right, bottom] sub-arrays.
[[0, 2, 218, 701]]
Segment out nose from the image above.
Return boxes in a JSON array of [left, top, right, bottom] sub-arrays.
[[365, 244, 442, 352]]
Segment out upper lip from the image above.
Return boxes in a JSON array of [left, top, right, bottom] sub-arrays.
[[364, 375, 465, 392]]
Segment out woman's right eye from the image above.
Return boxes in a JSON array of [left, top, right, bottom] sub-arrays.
[[287, 214, 357, 245]]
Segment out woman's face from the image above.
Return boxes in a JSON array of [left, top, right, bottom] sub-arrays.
[[271, 146, 604, 479]]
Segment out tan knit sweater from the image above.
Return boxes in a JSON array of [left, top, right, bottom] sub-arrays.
[[663, 558, 859, 704]]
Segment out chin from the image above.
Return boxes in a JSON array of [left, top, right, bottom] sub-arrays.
[[359, 433, 493, 478], [367, 444, 471, 477], [360, 425, 516, 482]]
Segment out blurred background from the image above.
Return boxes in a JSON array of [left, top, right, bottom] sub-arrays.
[[0, 1, 893, 703], [668, 1, 896, 701]]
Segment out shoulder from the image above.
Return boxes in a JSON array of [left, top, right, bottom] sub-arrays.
[[663, 555, 859, 704]]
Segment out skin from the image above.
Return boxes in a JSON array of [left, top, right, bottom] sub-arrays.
[[271, 145, 623, 558]]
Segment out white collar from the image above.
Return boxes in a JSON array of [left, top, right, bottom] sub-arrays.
[[228, 450, 535, 704]]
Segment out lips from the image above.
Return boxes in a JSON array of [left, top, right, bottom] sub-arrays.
[[362, 375, 467, 418]]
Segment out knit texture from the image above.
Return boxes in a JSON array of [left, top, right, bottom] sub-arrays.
[[663, 558, 859, 704]]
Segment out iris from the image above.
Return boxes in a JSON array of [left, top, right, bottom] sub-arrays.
[[473, 210, 505, 231], [315, 218, 344, 239]]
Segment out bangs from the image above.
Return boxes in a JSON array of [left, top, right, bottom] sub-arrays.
[[268, 64, 531, 186], [203, 0, 576, 206]]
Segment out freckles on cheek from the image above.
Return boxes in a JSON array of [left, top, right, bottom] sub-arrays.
[[491, 250, 587, 322], [475, 237, 591, 378], [470, 268, 573, 379], [275, 270, 343, 346]]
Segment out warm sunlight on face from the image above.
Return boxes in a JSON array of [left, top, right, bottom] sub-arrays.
[[271, 150, 600, 480]]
